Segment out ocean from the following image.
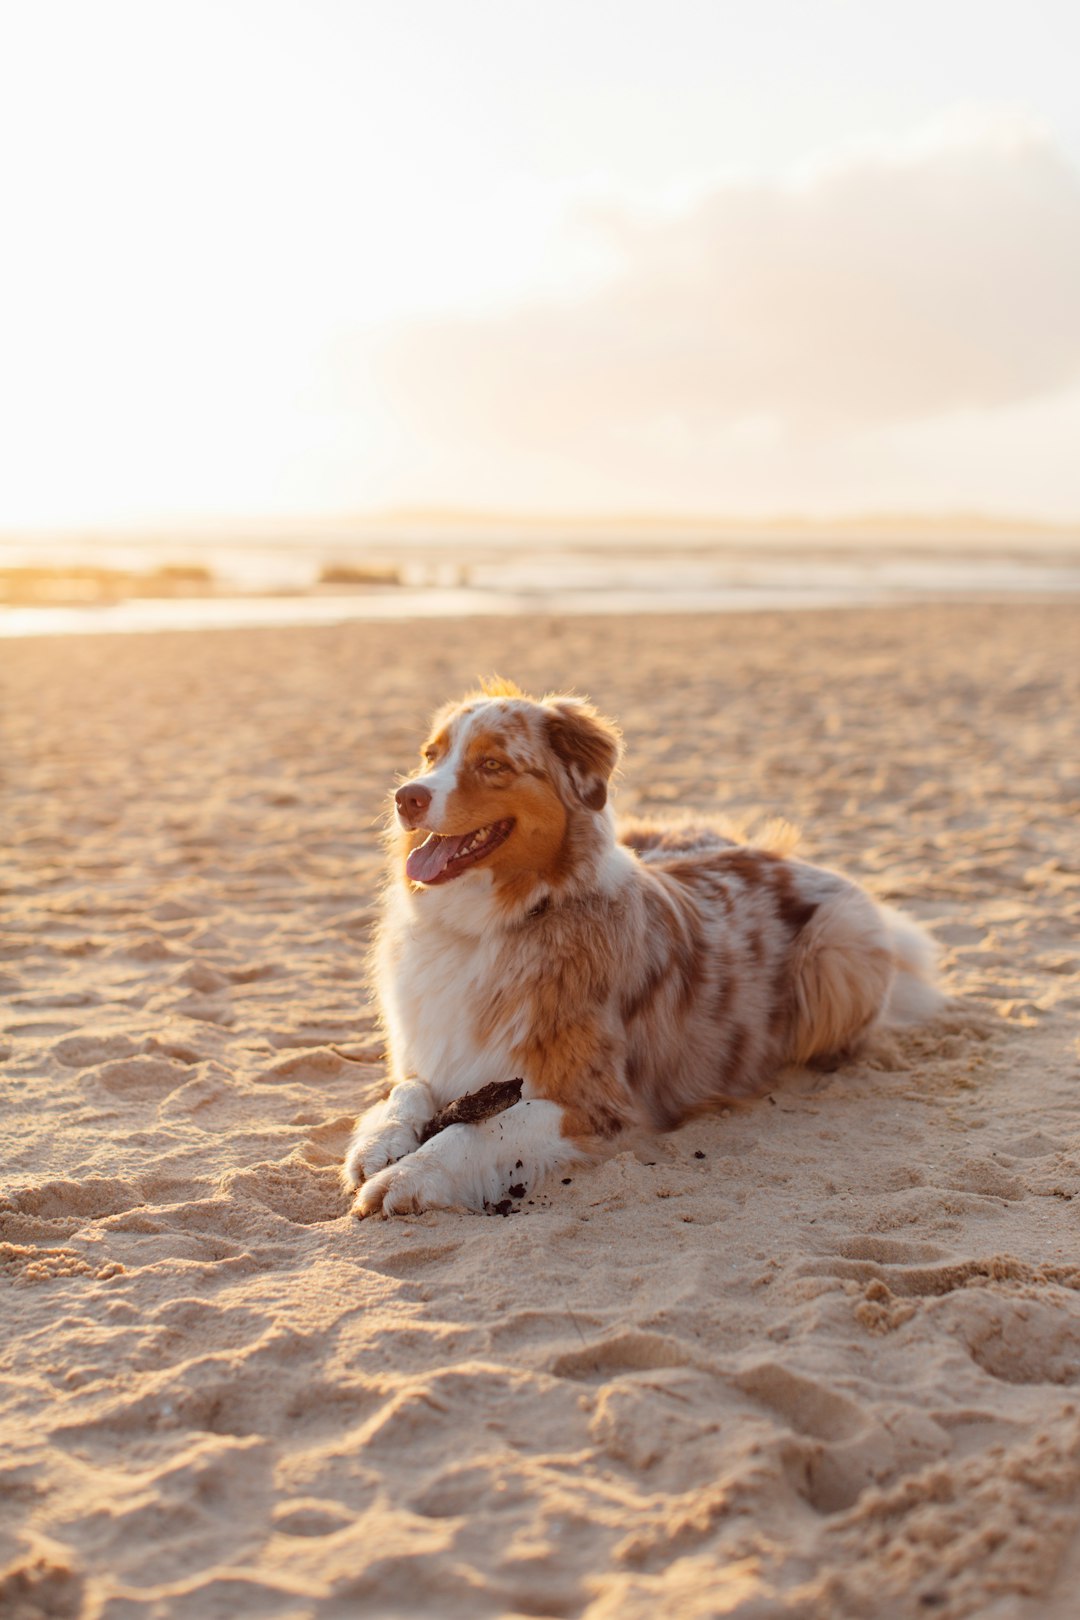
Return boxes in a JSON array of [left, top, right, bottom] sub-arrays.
[[2, 529, 1078, 637]]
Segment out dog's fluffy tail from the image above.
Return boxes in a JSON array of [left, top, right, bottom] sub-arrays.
[[786, 892, 942, 1067], [879, 904, 944, 1027]]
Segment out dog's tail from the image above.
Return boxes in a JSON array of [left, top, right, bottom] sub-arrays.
[[786, 891, 942, 1067], [879, 904, 944, 1027]]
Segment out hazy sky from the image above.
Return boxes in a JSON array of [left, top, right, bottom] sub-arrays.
[[3, 0, 1080, 529]]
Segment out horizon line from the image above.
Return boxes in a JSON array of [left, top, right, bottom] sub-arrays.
[[3, 505, 1080, 545]]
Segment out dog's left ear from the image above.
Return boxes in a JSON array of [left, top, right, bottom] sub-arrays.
[[545, 697, 622, 811]]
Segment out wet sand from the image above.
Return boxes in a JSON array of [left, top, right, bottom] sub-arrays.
[[2, 602, 1079, 1618]]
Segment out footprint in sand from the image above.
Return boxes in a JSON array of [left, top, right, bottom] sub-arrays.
[[365, 1241, 462, 1277], [1, 1175, 144, 1234], [254, 1048, 360, 1085], [273, 1499, 357, 1538], [835, 1236, 953, 1263], [220, 1159, 350, 1225], [735, 1361, 895, 1513], [155, 1068, 233, 1119], [939, 1155, 1026, 1201], [587, 1368, 724, 1475], [550, 1329, 692, 1382], [52, 1032, 141, 1068], [938, 1290, 1080, 1387], [91, 1055, 193, 1100]]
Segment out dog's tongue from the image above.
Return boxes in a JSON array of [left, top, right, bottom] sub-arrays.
[[406, 831, 469, 884]]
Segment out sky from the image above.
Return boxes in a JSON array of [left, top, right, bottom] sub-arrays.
[[2, 0, 1080, 531]]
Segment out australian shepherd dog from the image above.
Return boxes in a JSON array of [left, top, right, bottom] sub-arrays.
[[344, 680, 941, 1217]]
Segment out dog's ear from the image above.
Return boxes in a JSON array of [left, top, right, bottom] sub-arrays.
[[544, 697, 622, 811]]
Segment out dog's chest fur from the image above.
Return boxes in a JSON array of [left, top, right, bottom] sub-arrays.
[[376, 883, 530, 1107]]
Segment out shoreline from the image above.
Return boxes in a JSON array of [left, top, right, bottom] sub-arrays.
[[3, 580, 1079, 640], [3, 536, 1079, 639]]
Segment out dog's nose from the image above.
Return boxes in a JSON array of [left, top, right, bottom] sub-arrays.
[[395, 781, 432, 825]]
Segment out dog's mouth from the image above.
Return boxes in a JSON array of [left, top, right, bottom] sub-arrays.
[[406, 819, 515, 886]]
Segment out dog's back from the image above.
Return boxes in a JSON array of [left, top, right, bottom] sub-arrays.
[[590, 829, 940, 1129]]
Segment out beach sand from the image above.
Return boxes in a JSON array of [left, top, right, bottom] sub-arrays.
[[2, 601, 1079, 1619]]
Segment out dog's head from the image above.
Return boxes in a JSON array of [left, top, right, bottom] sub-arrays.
[[392, 678, 621, 901]]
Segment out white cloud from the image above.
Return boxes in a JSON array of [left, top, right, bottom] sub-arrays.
[[374, 120, 1080, 460]]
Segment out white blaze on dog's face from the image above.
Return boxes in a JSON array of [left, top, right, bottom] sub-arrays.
[[392, 681, 621, 906]]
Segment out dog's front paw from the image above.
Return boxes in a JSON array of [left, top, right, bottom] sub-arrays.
[[342, 1120, 421, 1189], [353, 1154, 463, 1219]]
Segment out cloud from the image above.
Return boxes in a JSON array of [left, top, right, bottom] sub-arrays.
[[373, 120, 1080, 459]]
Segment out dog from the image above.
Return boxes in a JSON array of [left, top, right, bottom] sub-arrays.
[[343, 679, 941, 1217]]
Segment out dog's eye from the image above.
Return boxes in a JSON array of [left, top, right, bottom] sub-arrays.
[[480, 757, 507, 773], [422, 748, 438, 765]]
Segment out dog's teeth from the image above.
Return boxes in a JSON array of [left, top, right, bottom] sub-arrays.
[[454, 824, 500, 860]]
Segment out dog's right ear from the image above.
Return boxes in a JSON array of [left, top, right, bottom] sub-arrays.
[[544, 696, 622, 811]]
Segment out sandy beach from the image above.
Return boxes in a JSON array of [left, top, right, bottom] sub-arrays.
[[2, 600, 1079, 1619]]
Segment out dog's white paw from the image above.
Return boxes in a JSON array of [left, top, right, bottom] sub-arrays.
[[342, 1080, 435, 1190], [342, 1120, 421, 1189], [354, 1152, 465, 1219]]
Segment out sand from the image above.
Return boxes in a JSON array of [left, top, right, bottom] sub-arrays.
[[2, 601, 1079, 1620]]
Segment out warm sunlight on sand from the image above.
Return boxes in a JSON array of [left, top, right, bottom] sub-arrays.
[[4, 603, 1080, 1615]]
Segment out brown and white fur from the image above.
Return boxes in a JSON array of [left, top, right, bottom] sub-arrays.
[[344, 680, 941, 1217]]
